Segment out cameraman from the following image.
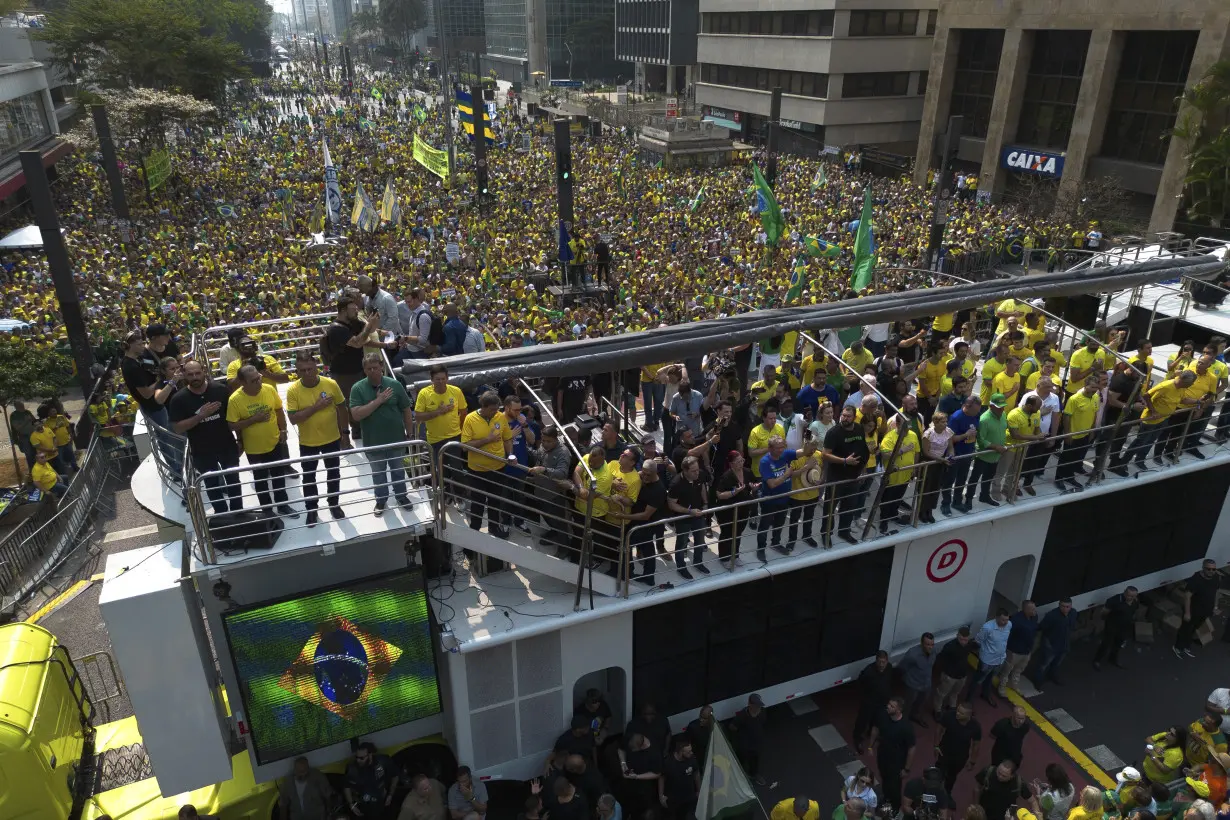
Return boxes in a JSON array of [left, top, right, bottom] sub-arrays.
[[225, 335, 290, 389], [901, 767, 955, 820]]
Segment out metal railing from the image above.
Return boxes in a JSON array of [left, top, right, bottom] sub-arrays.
[[190, 313, 334, 377], [0, 434, 111, 610], [611, 395, 1230, 596], [433, 437, 615, 610], [187, 439, 434, 563]]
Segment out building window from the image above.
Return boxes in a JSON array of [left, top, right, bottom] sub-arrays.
[[0, 92, 49, 156], [842, 72, 910, 98], [700, 63, 829, 98], [847, 10, 920, 37], [948, 29, 1003, 139], [926, 10, 937, 35], [1101, 31, 1199, 165], [917, 71, 928, 96], [1015, 30, 1090, 150], [701, 11, 833, 37]]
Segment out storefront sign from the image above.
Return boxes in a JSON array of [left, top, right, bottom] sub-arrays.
[[703, 107, 740, 131], [1000, 146, 1065, 178]]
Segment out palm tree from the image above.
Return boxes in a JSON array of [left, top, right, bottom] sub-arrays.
[[1171, 60, 1230, 227]]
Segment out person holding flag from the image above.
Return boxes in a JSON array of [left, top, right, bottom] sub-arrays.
[[752, 165, 784, 247], [322, 138, 343, 227]]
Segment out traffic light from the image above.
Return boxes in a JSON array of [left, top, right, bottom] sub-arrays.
[[557, 147, 572, 182], [476, 158, 489, 196]]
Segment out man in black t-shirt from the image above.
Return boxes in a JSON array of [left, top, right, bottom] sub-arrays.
[[989, 707, 1028, 767], [555, 714, 597, 763], [853, 651, 893, 753], [868, 696, 915, 808], [667, 457, 711, 580], [934, 704, 981, 793], [548, 776, 588, 820], [609, 464, 668, 586], [344, 742, 398, 818], [325, 297, 381, 439], [1175, 559, 1221, 657], [121, 331, 173, 427], [687, 705, 715, 767], [705, 400, 745, 478], [168, 361, 242, 514], [626, 703, 672, 756], [973, 759, 1030, 820], [1094, 585, 1139, 669], [659, 739, 699, 820], [902, 767, 955, 820], [822, 405, 869, 544], [554, 375, 591, 423], [1104, 364, 1143, 475], [620, 732, 662, 819], [574, 688, 614, 744]]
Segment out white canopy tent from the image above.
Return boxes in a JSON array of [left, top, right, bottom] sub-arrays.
[[0, 224, 64, 250]]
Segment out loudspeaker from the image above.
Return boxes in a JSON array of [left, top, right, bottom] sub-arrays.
[[419, 533, 452, 579], [1048, 295, 1100, 331], [208, 509, 284, 554]]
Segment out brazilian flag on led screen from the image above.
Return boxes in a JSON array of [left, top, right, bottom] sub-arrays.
[[223, 570, 442, 764]]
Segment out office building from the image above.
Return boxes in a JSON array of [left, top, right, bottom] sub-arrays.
[[695, 2, 938, 154], [428, 0, 486, 59], [615, 0, 699, 94], [913, 0, 1230, 233], [0, 51, 68, 201], [481, 0, 620, 83], [482, 0, 549, 82]]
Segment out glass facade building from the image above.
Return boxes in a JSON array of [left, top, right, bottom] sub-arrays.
[[485, 0, 529, 60], [0, 92, 49, 158]]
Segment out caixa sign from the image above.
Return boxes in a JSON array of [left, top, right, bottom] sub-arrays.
[[1001, 146, 1065, 178]]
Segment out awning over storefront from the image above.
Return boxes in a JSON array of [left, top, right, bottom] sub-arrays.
[[0, 137, 72, 200]]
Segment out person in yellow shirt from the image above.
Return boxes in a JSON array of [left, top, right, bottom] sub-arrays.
[[1004, 330, 1031, 363], [1127, 340, 1156, 390], [1171, 353, 1219, 460], [1022, 313, 1046, 349], [641, 363, 666, 431], [879, 419, 919, 536], [787, 437, 822, 548], [226, 364, 295, 518], [770, 795, 820, 820], [994, 299, 1031, 336], [747, 407, 784, 478], [992, 356, 1023, 409], [287, 352, 347, 525], [1026, 357, 1057, 392], [224, 336, 290, 387], [932, 310, 956, 338], [45, 406, 79, 475], [1056, 376, 1100, 490], [749, 364, 781, 410], [607, 448, 642, 525], [573, 445, 618, 566], [980, 345, 1009, 405], [1019, 340, 1051, 382], [461, 391, 514, 538], [800, 350, 826, 386], [842, 340, 875, 381], [1127, 370, 1196, 467], [1067, 337, 1107, 394], [414, 364, 468, 457], [915, 343, 947, 418], [31, 449, 67, 499], [29, 416, 59, 470], [996, 395, 1045, 501]]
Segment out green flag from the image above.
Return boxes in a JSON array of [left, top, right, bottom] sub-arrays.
[[786, 257, 805, 302], [690, 184, 706, 212], [810, 164, 827, 193], [695, 723, 758, 820], [752, 165, 784, 247], [851, 186, 876, 291]]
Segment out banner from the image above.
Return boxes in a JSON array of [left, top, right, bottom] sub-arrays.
[[145, 149, 172, 191], [413, 135, 450, 180], [380, 178, 401, 227], [323, 139, 343, 225]]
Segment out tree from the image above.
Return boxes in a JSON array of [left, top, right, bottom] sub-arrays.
[[379, 0, 426, 54], [0, 344, 73, 479], [36, 0, 267, 101], [1172, 60, 1230, 228], [346, 8, 380, 45], [63, 87, 218, 150], [1002, 174, 1146, 239]]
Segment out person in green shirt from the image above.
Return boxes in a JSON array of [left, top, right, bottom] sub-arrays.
[[969, 393, 1008, 508], [349, 353, 414, 513]]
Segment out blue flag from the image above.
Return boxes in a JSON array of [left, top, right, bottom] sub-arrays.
[[559, 221, 574, 263]]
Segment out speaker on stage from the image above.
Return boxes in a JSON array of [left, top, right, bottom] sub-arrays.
[[207, 509, 284, 554], [1046, 295, 1100, 331]]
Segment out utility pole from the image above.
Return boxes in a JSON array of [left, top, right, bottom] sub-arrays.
[[471, 83, 489, 200], [21, 151, 94, 398], [766, 86, 782, 187], [90, 106, 129, 223], [434, 0, 457, 174], [315, 0, 328, 75], [553, 117, 575, 288], [927, 114, 964, 269]]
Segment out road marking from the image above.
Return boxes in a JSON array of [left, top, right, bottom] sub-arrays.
[[1044, 708, 1084, 733], [1004, 688, 1116, 788], [26, 580, 92, 625], [102, 524, 159, 543], [787, 695, 820, 716], [808, 724, 846, 752], [1084, 744, 1126, 773], [836, 759, 866, 780]]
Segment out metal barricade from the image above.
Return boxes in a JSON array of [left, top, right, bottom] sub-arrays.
[[192, 313, 334, 377], [188, 439, 434, 563], [0, 434, 112, 610]]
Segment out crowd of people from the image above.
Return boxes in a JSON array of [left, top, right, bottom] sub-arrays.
[[0, 59, 1109, 366]]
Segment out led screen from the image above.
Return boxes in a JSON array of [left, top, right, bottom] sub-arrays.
[[224, 570, 442, 765]]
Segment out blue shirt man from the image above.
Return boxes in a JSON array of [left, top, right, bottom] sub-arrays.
[[1033, 598, 1078, 685], [1006, 605, 1039, 655], [966, 609, 1012, 705], [441, 311, 468, 356], [758, 448, 798, 505], [796, 379, 840, 416], [947, 406, 980, 456]]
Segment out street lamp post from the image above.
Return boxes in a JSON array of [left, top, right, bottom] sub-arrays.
[[564, 42, 574, 81]]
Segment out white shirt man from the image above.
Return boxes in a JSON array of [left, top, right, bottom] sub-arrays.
[[779, 404, 806, 450], [1021, 380, 1062, 436], [864, 323, 891, 345]]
